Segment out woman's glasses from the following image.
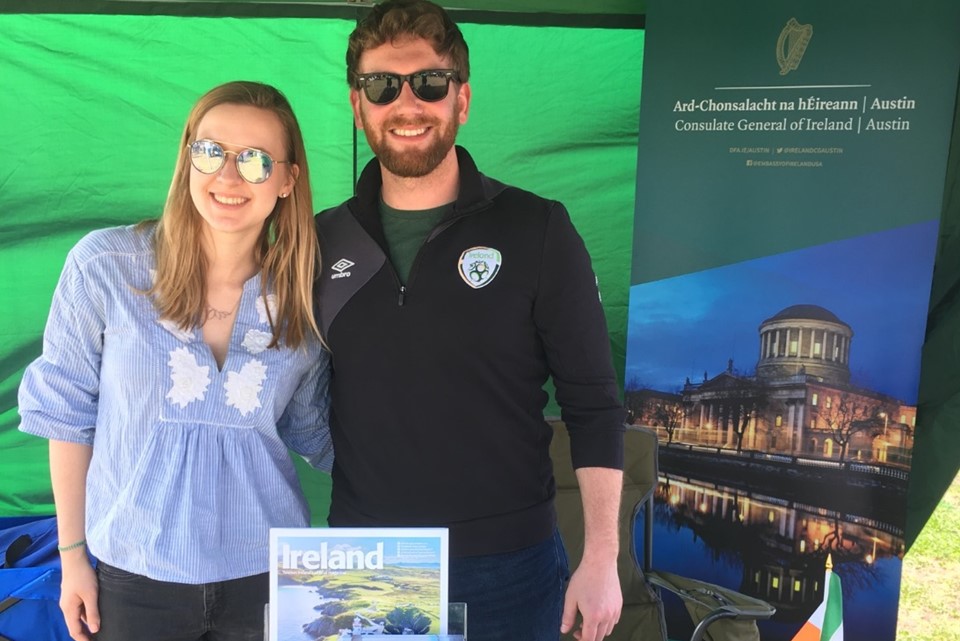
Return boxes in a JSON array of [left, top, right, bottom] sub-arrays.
[[188, 139, 289, 184], [355, 69, 460, 105]]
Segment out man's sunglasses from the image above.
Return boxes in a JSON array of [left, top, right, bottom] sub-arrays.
[[188, 139, 289, 184], [355, 69, 461, 105]]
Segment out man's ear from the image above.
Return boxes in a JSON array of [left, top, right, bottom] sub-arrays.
[[350, 88, 364, 130], [457, 82, 471, 125]]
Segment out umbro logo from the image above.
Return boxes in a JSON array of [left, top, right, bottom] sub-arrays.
[[332, 259, 354, 272], [331, 258, 355, 280]]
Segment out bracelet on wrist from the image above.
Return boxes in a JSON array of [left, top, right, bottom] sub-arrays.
[[57, 539, 87, 552]]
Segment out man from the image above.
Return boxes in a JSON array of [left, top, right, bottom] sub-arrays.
[[314, 2, 625, 639]]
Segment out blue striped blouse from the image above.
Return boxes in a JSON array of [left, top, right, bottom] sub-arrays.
[[18, 225, 333, 584]]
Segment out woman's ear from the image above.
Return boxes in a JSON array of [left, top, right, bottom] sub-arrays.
[[283, 163, 300, 196]]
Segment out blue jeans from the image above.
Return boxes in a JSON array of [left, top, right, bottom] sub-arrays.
[[449, 528, 570, 641], [94, 563, 267, 641]]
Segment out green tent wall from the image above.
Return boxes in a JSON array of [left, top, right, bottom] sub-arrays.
[[0, 1, 955, 549], [0, 2, 644, 526]]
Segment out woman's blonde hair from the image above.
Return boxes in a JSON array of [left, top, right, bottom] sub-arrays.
[[145, 80, 319, 349]]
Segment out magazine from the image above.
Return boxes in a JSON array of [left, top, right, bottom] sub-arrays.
[[269, 527, 449, 641]]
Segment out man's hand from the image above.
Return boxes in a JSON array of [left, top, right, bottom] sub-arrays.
[[561, 555, 622, 640], [59, 554, 100, 641], [560, 465, 624, 640]]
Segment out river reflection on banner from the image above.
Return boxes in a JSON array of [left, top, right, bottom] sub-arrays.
[[638, 473, 904, 641]]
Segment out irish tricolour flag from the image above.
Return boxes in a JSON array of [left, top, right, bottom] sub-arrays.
[[792, 556, 843, 641]]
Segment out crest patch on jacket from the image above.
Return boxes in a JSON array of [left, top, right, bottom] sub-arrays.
[[458, 247, 502, 289]]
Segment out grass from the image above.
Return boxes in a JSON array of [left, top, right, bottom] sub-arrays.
[[896, 470, 960, 641]]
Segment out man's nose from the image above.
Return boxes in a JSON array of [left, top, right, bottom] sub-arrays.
[[394, 78, 424, 107]]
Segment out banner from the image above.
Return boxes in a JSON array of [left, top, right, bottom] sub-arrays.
[[626, 1, 960, 639]]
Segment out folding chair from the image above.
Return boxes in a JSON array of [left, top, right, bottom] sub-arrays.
[[550, 420, 776, 641]]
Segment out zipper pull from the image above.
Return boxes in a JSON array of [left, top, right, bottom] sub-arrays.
[[398, 285, 406, 306]]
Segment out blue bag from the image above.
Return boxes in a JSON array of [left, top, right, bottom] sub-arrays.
[[0, 517, 71, 641]]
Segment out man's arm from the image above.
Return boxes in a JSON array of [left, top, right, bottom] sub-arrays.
[[533, 202, 625, 638], [561, 466, 623, 641]]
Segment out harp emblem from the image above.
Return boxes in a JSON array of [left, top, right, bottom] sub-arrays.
[[776, 18, 813, 76]]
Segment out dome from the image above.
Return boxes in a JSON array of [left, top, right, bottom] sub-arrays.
[[763, 304, 849, 329], [756, 304, 852, 384]]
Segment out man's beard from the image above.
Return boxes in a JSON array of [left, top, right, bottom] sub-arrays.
[[361, 111, 459, 178]]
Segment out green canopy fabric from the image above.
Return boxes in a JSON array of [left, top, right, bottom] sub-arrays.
[[0, 8, 642, 524]]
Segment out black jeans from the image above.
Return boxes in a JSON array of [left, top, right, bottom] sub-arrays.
[[94, 562, 268, 641]]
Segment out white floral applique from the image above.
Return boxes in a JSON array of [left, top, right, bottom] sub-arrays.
[[255, 294, 278, 325], [166, 347, 210, 408], [157, 318, 194, 342], [242, 329, 272, 355], [224, 359, 268, 416]]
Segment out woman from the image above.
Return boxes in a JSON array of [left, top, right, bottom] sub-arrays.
[[18, 81, 332, 641]]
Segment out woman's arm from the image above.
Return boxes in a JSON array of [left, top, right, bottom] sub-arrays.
[[50, 439, 100, 641]]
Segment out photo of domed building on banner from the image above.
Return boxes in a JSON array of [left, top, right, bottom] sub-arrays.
[[626, 303, 915, 467]]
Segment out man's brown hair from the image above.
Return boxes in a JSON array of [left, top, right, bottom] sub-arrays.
[[346, 0, 470, 86]]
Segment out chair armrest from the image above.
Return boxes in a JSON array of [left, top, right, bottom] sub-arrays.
[[645, 570, 776, 641]]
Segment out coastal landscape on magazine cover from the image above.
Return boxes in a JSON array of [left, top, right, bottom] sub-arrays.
[[272, 532, 446, 641]]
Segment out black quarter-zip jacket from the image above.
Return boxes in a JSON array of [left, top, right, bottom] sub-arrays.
[[315, 146, 624, 557]]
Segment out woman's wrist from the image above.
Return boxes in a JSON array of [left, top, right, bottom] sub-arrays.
[[58, 538, 87, 553]]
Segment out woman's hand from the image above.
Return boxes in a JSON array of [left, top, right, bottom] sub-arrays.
[[59, 553, 100, 641]]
